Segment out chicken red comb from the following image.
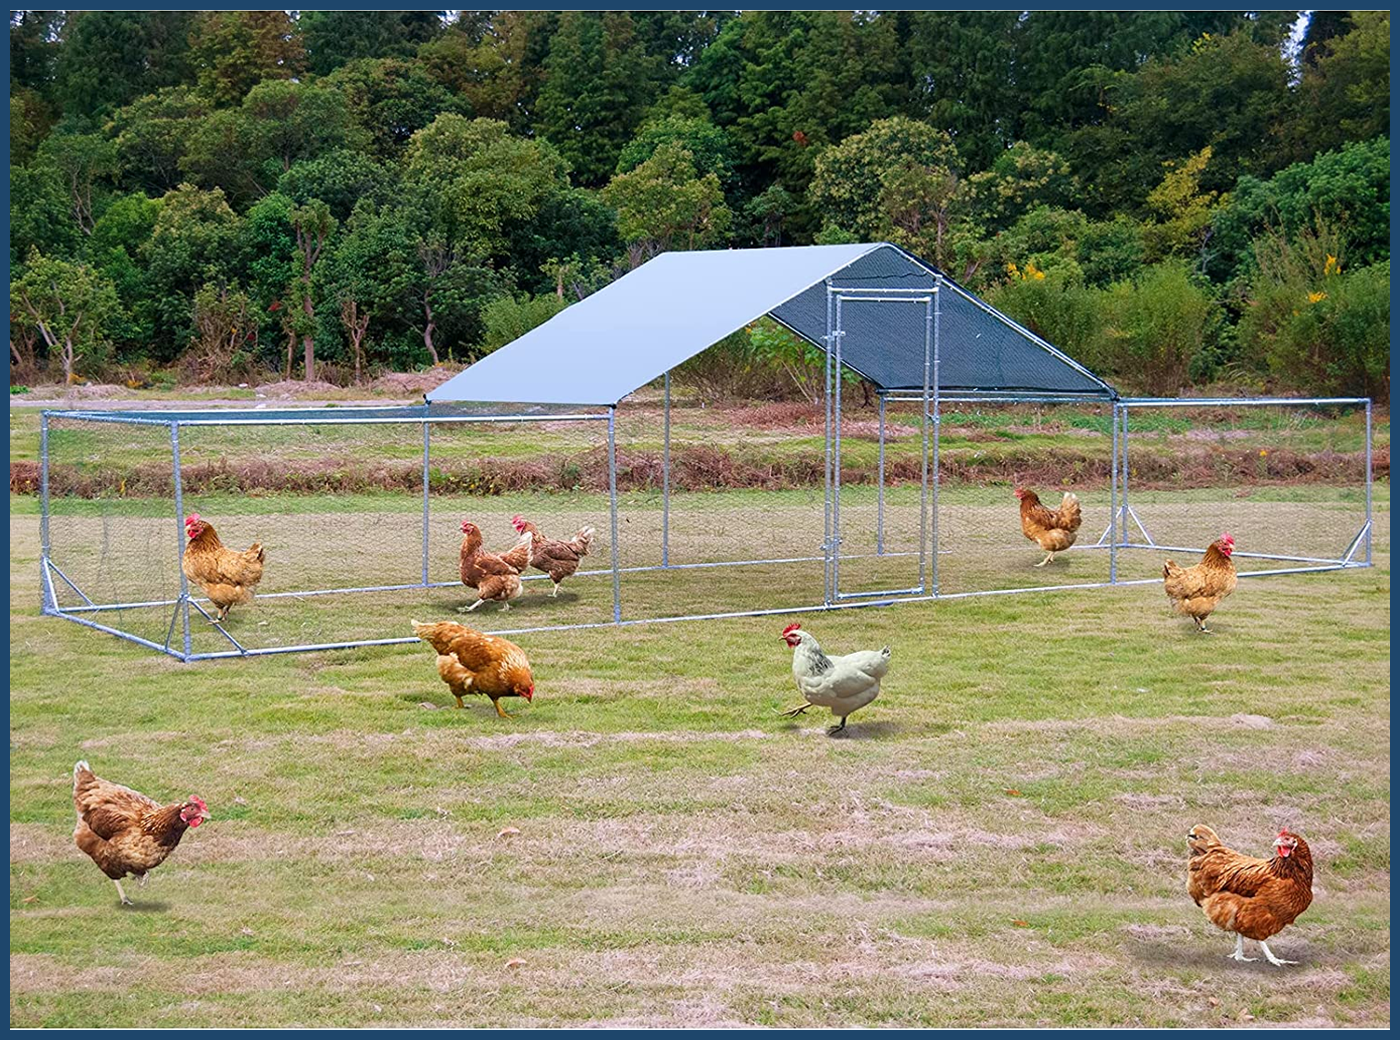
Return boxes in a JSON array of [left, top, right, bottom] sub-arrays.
[[782, 623, 801, 636], [190, 795, 206, 810], [185, 513, 200, 524], [1222, 532, 1234, 543]]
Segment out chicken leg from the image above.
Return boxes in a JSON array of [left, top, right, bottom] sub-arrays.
[[827, 717, 849, 736], [463, 598, 485, 613], [1259, 941, 1296, 967], [113, 879, 133, 907], [1228, 934, 1256, 962], [778, 703, 811, 718], [492, 698, 514, 720], [1034, 551, 1056, 567], [1194, 617, 1212, 634], [551, 583, 561, 598]]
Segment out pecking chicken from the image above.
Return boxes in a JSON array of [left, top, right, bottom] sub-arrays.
[[411, 619, 535, 719], [510, 515, 596, 596], [779, 623, 891, 735], [72, 760, 210, 907], [1014, 487, 1082, 567], [1163, 533, 1237, 633], [458, 520, 529, 612], [182, 513, 265, 622], [1187, 824, 1314, 966]]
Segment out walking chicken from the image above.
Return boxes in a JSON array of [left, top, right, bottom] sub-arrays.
[[1187, 824, 1314, 966], [457, 520, 529, 612], [1014, 487, 1082, 567], [411, 619, 535, 719], [510, 515, 595, 597], [1164, 533, 1237, 633], [779, 623, 891, 735], [182, 513, 264, 622], [72, 760, 210, 907]]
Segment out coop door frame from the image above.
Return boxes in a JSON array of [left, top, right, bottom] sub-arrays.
[[824, 282, 939, 605]]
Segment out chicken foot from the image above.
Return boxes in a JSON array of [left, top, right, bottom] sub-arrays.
[[492, 699, 515, 720], [550, 583, 561, 597], [1194, 617, 1213, 634], [1259, 941, 1297, 967], [778, 703, 812, 718], [827, 717, 849, 736], [1227, 934, 1257, 962], [113, 879, 133, 907], [1034, 551, 1056, 567]]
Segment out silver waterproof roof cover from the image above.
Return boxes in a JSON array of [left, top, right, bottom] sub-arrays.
[[427, 243, 1115, 406]]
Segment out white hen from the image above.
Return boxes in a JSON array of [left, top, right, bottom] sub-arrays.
[[779, 623, 891, 735]]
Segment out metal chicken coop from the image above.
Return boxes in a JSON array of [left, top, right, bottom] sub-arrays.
[[38, 244, 1375, 660]]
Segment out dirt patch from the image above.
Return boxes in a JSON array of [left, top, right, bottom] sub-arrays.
[[368, 370, 462, 396]]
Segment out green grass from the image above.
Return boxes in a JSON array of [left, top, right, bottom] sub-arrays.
[[9, 478, 1391, 1026]]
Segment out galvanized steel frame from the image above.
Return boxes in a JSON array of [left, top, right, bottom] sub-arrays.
[[38, 383, 1374, 661]]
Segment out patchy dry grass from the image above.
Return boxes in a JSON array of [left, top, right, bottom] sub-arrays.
[[8, 482, 1390, 1026]]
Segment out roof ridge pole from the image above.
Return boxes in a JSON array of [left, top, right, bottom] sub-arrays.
[[823, 280, 835, 606], [607, 406, 622, 624], [170, 421, 192, 661], [662, 370, 671, 569]]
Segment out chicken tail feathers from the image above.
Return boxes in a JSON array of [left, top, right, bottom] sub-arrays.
[[73, 760, 92, 786]]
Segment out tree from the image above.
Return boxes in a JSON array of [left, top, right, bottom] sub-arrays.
[[181, 80, 360, 203], [189, 11, 304, 106], [324, 57, 470, 160], [289, 201, 336, 381], [602, 141, 731, 262], [616, 116, 737, 188], [35, 129, 118, 235], [54, 11, 196, 116], [907, 12, 1020, 170], [480, 294, 568, 354], [812, 116, 963, 239], [276, 149, 392, 221], [107, 87, 210, 194], [536, 12, 667, 186], [403, 115, 571, 260], [417, 11, 558, 132], [11, 249, 121, 382], [1142, 147, 1223, 262], [186, 282, 258, 383], [142, 185, 242, 361], [1292, 12, 1390, 158], [300, 10, 445, 76]]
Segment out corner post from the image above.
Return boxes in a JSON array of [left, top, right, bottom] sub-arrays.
[[832, 292, 845, 598], [39, 412, 54, 612], [607, 406, 622, 624], [662, 370, 671, 568], [823, 281, 835, 605], [929, 278, 941, 597], [876, 393, 886, 556], [1109, 401, 1119, 584], [170, 422, 192, 660], [1365, 397, 1373, 565], [421, 418, 431, 585]]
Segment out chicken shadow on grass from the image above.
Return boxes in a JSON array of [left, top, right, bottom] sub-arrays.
[[1125, 936, 1311, 971], [777, 718, 902, 740], [117, 900, 171, 913]]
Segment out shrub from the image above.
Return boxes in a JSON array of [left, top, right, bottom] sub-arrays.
[[1097, 261, 1220, 395], [478, 293, 568, 356]]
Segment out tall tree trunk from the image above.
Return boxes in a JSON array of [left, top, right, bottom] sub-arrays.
[[421, 293, 440, 365], [302, 284, 315, 381]]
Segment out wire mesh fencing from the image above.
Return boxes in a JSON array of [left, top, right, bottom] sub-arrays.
[[36, 394, 1375, 660], [1113, 399, 1374, 583]]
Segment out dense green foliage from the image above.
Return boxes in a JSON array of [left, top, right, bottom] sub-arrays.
[[8, 11, 1390, 398]]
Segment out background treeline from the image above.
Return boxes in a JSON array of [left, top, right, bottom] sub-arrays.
[[8, 10, 1390, 399]]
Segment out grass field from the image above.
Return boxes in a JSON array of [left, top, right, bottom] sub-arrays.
[[9, 471, 1390, 1027]]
